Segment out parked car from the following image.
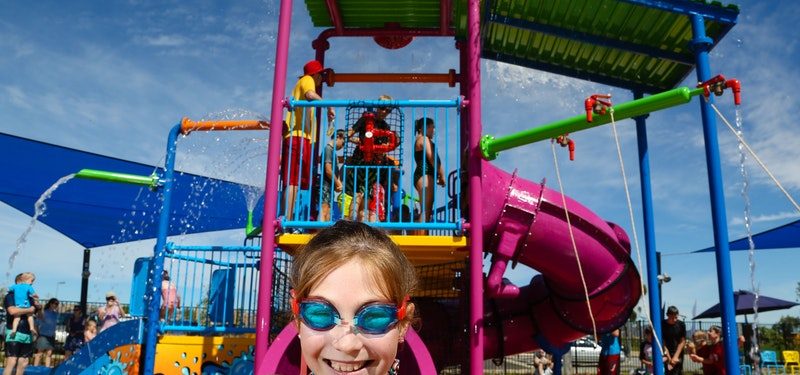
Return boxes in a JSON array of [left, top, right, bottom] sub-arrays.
[[563, 336, 626, 367]]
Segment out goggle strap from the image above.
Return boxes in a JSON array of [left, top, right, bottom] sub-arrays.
[[397, 295, 410, 321], [290, 290, 300, 316]]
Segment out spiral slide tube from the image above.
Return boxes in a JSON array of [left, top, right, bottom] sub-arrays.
[[479, 160, 641, 358]]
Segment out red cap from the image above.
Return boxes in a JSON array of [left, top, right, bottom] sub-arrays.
[[303, 60, 327, 76]]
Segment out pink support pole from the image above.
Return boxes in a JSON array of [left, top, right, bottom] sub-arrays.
[[255, 0, 292, 370], [467, 0, 484, 372]]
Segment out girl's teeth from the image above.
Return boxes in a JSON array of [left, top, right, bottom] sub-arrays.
[[330, 361, 364, 372]]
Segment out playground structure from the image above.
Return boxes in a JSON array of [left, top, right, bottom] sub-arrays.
[[15, 0, 754, 374]]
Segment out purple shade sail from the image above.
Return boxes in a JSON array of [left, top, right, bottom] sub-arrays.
[[693, 290, 798, 319]]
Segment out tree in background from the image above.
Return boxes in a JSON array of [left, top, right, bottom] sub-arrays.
[[795, 281, 800, 301], [758, 316, 800, 352]]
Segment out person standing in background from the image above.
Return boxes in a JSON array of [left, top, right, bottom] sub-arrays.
[[662, 306, 687, 375], [3, 288, 36, 375], [533, 349, 554, 375], [160, 270, 181, 320], [690, 326, 725, 375], [33, 298, 59, 367], [63, 305, 87, 359], [98, 291, 123, 333], [282, 59, 335, 223], [599, 329, 622, 375], [413, 117, 446, 228], [319, 129, 345, 222]]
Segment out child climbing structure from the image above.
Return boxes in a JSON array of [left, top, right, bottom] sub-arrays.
[[41, 1, 749, 374], [254, 0, 742, 374]]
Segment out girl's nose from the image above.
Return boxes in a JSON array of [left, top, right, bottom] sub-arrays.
[[330, 323, 364, 353]]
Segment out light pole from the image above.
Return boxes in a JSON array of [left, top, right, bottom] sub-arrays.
[[55, 281, 66, 301], [655, 251, 672, 312]]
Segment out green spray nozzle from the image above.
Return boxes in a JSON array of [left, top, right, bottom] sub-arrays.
[[245, 210, 262, 238], [75, 169, 161, 190]]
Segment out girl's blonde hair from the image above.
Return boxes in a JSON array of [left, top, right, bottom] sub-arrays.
[[688, 330, 707, 354], [290, 220, 417, 326], [692, 330, 708, 342]]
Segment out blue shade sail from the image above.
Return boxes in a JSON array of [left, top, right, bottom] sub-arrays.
[[0, 132, 264, 248], [693, 219, 800, 253]]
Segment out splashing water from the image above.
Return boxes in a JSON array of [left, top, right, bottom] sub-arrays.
[[199, 108, 268, 123], [485, 60, 606, 111], [9, 174, 76, 278], [242, 185, 264, 212], [736, 106, 761, 371]]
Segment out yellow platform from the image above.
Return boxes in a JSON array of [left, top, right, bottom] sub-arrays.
[[155, 334, 255, 374], [100, 335, 256, 374], [276, 233, 468, 265]]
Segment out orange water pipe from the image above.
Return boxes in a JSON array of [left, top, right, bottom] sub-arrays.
[[325, 69, 458, 87], [180, 118, 270, 135]]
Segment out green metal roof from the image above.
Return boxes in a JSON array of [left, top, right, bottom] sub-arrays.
[[304, 0, 444, 28], [303, 0, 739, 93]]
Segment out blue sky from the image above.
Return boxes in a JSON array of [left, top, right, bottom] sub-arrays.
[[1, 0, 798, 325]]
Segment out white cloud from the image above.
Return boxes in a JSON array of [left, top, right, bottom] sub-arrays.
[[3, 86, 31, 110], [729, 211, 800, 226], [138, 34, 188, 47]]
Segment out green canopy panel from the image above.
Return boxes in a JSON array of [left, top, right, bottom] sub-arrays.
[[303, 0, 738, 93]]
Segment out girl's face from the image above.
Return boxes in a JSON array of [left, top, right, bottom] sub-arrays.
[[426, 124, 435, 138], [299, 259, 405, 375], [707, 329, 719, 342]]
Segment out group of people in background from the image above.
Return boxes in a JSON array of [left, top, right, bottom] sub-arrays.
[[636, 305, 726, 375], [2, 271, 125, 374], [574, 304, 727, 375], [283, 60, 447, 228]]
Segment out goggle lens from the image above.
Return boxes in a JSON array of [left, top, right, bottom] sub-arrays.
[[298, 300, 399, 334], [301, 301, 338, 330], [357, 305, 396, 333]]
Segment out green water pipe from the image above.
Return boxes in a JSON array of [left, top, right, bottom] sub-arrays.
[[245, 210, 262, 238], [75, 169, 161, 189], [480, 86, 706, 160]]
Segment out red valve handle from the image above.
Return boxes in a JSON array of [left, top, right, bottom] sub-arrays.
[[359, 112, 398, 162], [555, 135, 576, 161], [697, 74, 742, 106], [584, 94, 612, 123]]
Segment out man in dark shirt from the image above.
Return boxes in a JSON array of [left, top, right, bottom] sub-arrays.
[[4, 289, 36, 375], [662, 305, 687, 375]]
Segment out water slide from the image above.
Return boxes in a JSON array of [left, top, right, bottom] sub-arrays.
[[480, 160, 640, 358]]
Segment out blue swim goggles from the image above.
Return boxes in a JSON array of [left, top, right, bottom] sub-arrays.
[[292, 296, 409, 335]]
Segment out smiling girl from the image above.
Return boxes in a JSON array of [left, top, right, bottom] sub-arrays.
[[290, 220, 417, 375]]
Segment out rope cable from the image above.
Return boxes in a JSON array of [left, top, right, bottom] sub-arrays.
[[608, 109, 665, 353], [550, 140, 598, 340], [710, 102, 800, 213]]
